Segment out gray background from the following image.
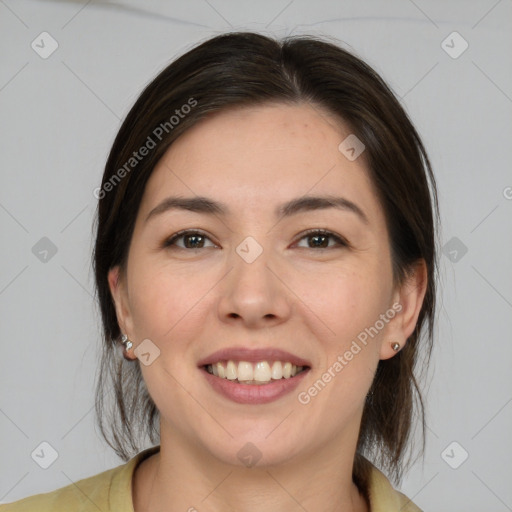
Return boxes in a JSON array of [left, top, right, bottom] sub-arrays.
[[1, 1, 511, 510]]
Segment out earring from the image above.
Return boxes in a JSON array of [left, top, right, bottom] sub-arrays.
[[120, 334, 133, 351], [391, 342, 401, 352]]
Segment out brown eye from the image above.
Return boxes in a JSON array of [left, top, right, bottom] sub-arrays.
[[164, 230, 216, 249], [295, 230, 348, 249]]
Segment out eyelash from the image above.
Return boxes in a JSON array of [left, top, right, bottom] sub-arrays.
[[162, 229, 349, 250]]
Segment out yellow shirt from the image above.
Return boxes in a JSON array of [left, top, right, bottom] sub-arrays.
[[1, 446, 421, 511]]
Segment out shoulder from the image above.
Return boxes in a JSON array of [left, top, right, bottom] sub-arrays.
[[0, 464, 124, 512], [367, 464, 423, 512], [394, 490, 423, 512], [0, 446, 160, 512], [0, 468, 114, 511]]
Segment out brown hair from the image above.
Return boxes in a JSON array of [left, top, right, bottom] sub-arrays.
[[93, 31, 439, 489]]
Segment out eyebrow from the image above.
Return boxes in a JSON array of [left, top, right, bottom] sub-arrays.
[[145, 194, 369, 225]]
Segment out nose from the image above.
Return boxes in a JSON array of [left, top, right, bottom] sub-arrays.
[[217, 243, 292, 329]]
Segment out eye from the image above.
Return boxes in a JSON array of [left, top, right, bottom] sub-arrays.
[[163, 230, 217, 250], [162, 229, 348, 251], [294, 229, 348, 249]]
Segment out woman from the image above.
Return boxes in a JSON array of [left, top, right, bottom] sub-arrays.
[[3, 31, 438, 511]]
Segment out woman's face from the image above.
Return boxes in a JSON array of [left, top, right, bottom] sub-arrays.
[[109, 103, 423, 468]]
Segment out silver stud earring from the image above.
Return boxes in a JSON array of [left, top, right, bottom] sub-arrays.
[[391, 342, 401, 352], [120, 334, 133, 351]]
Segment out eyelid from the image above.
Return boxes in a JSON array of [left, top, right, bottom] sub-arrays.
[[163, 228, 349, 250], [293, 228, 349, 249], [163, 229, 217, 249]]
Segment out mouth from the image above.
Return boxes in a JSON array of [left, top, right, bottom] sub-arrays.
[[198, 347, 311, 404], [203, 360, 309, 385]]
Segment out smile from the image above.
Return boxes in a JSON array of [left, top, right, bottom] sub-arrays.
[[204, 360, 307, 385], [198, 347, 311, 404]]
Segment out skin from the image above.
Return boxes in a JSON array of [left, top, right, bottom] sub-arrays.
[[108, 103, 427, 512]]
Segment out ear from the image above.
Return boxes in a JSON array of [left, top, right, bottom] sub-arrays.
[[380, 259, 428, 360], [108, 265, 136, 359]]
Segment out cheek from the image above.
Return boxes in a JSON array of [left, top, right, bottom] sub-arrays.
[[127, 257, 223, 346], [295, 269, 388, 428], [296, 263, 392, 346]]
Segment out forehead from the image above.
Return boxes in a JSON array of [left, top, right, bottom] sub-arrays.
[[140, 103, 382, 223]]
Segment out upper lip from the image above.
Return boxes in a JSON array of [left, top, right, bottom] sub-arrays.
[[197, 347, 312, 368]]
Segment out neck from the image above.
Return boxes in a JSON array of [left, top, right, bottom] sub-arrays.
[[134, 428, 369, 512]]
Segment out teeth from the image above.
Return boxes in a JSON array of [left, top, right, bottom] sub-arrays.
[[206, 360, 306, 384], [237, 361, 253, 381], [271, 361, 283, 379], [226, 360, 237, 380], [216, 362, 225, 378], [254, 361, 271, 382], [283, 362, 292, 378]]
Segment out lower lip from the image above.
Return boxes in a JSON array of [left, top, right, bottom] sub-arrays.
[[201, 367, 310, 404]]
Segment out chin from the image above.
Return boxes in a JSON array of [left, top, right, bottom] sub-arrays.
[[203, 430, 303, 469]]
